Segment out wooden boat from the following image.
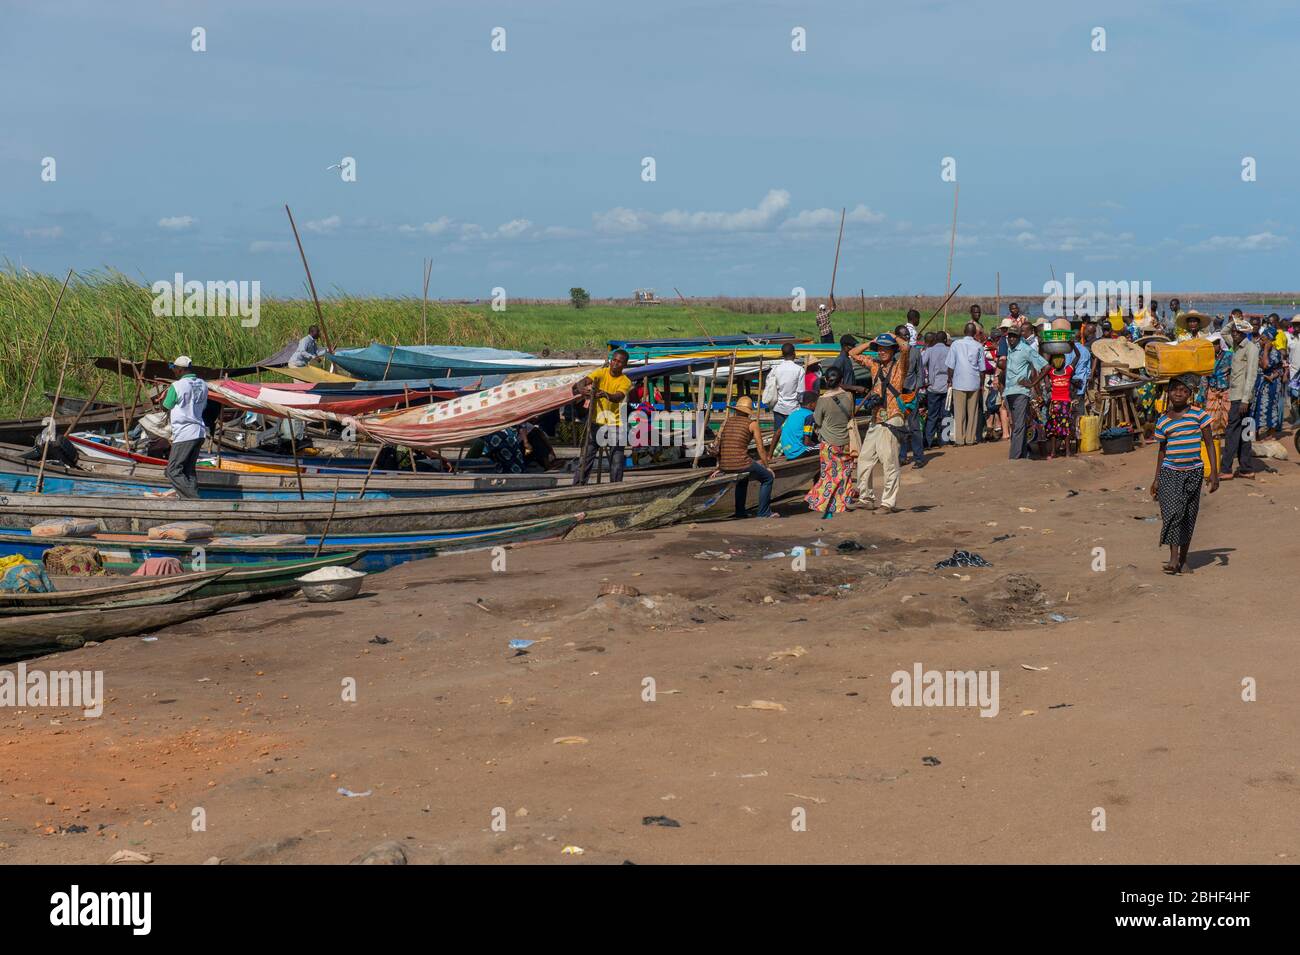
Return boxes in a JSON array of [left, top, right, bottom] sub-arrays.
[[0, 568, 226, 610], [330, 344, 599, 381], [0, 454, 818, 535], [0, 593, 248, 659], [0, 451, 578, 499], [0, 402, 151, 445], [48, 552, 362, 594], [0, 512, 584, 573]]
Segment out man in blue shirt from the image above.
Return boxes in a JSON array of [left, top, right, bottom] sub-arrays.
[[1002, 327, 1048, 460], [775, 392, 817, 459]]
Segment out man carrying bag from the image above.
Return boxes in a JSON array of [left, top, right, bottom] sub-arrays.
[[849, 333, 914, 513]]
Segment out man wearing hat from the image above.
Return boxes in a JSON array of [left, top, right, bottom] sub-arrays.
[[848, 332, 912, 512], [713, 396, 777, 518], [815, 299, 837, 343], [1222, 316, 1259, 480], [1176, 312, 1206, 341], [162, 356, 209, 498]]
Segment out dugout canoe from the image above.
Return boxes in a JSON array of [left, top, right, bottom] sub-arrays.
[[0, 593, 248, 659], [0, 454, 818, 535], [0, 403, 152, 445], [0, 450, 590, 499], [0, 512, 584, 573], [0, 568, 227, 611], [47, 552, 362, 596]]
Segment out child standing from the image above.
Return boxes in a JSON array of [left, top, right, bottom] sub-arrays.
[[1028, 353, 1075, 458]]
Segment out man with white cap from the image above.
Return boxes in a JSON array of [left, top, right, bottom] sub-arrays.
[[815, 299, 837, 343], [1221, 316, 1258, 480], [162, 356, 209, 498]]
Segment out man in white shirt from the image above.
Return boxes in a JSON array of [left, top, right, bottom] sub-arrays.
[[288, 325, 324, 367], [763, 343, 804, 452], [945, 323, 986, 446], [162, 355, 209, 498]]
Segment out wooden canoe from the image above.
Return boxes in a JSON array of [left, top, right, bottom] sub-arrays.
[[48, 552, 362, 597], [0, 593, 249, 659], [0, 456, 822, 535], [0, 568, 227, 609], [0, 512, 584, 574]]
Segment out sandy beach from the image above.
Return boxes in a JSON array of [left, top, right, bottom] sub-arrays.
[[1, 438, 1295, 866]]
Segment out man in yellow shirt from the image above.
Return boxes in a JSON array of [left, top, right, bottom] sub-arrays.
[[572, 348, 632, 485]]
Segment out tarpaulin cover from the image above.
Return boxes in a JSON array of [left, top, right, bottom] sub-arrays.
[[207, 379, 445, 417]]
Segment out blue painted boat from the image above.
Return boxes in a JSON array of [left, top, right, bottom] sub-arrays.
[[0, 512, 582, 574], [331, 344, 597, 381], [0, 469, 398, 501]]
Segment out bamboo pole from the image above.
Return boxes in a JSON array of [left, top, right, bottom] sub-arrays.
[[943, 184, 959, 333], [690, 369, 707, 467], [828, 207, 846, 305], [34, 353, 70, 494], [995, 272, 1001, 320], [356, 443, 385, 501], [313, 478, 343, 558], [19, 268, 74, 418], [422, 258, 433, 346], [285, 204, 333, 352], [672, 287, 716, 346], [381, 336, 397, 380], [917, 283, 964, 334], [287, 426, 306, 501], [115, 312, 130, 438], [720, 351, 738, 425]]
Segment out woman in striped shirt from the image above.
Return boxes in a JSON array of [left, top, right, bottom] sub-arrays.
[[1149, 375, 1219, 574]]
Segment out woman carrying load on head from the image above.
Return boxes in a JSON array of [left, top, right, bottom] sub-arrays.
[[1149, 374, 1219, 575], [804, 366, 856, 520]]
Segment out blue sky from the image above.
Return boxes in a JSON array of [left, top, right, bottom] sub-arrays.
[[3, 0, 1297, 299]]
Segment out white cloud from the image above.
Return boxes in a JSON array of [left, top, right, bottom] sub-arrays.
[[1188, 232, 1287, 253], [157, 215, 197, 231], [304, 215, 341, 234], [1006, 217, 1033, 230], [781, 204, 885, 233], [23, 226, 62, 240], [496, 218, 532, 239], [249, 240, 292, 254], [594, 189, 792, 234], [398, 217, 453, 235]]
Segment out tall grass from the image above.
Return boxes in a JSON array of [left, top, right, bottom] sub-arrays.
[[0, 268, 943, 418]]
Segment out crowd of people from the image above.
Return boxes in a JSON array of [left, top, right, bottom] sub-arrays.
[[713, 301, 1300, 570]]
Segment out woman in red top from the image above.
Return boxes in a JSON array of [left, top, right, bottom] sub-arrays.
[[1027, 353, 1074, 459]]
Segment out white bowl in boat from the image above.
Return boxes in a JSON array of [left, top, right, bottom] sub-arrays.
[[297, 566, 366, 602]]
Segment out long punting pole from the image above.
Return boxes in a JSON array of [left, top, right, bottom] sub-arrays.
[[943, 184, 959, 333], [672, 287, 716, 347], [860, 288, 866, 338], [287, 426, 306, 501], [115, 312, 130, 438], [34, 353, 70, 494], [285, 204, 333, 352], [920, 281, 961, 335], [720, 351, 738, 424], [995, 271, 1001, 320], [828, 207, 846, 304], [19, 268, 74, 418], [422, 258, 433, 346], [313, 478, 343, 558]]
